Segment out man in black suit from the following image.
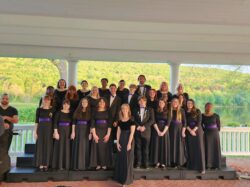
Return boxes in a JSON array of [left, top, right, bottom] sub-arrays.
[[107, 84, 121, 152], [99, 78, 110, 98], [124, 84, 139, 117], [134, 96, 155, 169], [135, 75, 151, 98]]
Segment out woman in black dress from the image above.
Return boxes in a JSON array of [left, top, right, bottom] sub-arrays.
[[186, 99, 205, 174], [52, 100, 72, 170], [172, 83, 189, 101], [77, 80, 91, 100], [38, 86, 55, 107], [202, 103, 221, 169], [87, 86, 100, 112], [90, 97, 112, 170], [114, 104, 136, 186], [54, 79, 67, 111], [179, 94, 187, 111], [71, 98, 92, 170], [147, 89, 158, 113], [157, 81, 172, 102], [150, 99, 170, 168], [167, 98, 187, 168], [116, 80, 129, 105], [65, 85, 79, 115], [34, 95, 54, 171]]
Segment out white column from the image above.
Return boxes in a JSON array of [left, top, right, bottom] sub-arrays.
[[67, 59, 78, 86], [169, 62, 180, 93]]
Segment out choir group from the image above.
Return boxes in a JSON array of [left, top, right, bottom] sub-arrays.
[[33, 74, 222, 186]]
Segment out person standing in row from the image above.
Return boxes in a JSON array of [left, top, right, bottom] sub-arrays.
[[147, 89, 158, 113], [173, 83, 189, 101], [52, 100, 72, 170], [157, 81, 172, 103], [38, 86, 55, 107], [99, 78, 110, 98], [114, 104, 136, 186], [77, 80, 91, 100], [116, 80, 129, 105], [107, 84, 121, 152], [0, 93, 18, 180], [135, 75, 151, 97], [185, 99, 205, 174], [71, 98, 92, 170], [150, 99, 170, 168], [168, 98, 186, 168], [87, 86, 100, 112], [54, 79, 67, 111], [90, 98, 112, 170], [34, 95, 54, 171], [65, 85, 79, 115], [134, 96, 155, 169], [202, 103, 221, 170], [124, 84, 139, 117]]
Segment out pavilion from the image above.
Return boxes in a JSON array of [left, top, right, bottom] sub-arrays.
[[1, 0, 250, 93]]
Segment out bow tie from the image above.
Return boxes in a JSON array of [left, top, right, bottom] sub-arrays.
[[111, 95, 115, 98], [129, 93, 133, 96]]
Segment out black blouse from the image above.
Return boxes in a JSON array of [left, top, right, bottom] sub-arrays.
[[35, 108, 54, 125], [53, 111, 72, 129], [118, 119, 135, 131], [202, 113, 221, 131], [185, 109, 202, 129]]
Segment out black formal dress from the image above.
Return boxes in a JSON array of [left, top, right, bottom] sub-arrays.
[[86, 96, 99, 112], [90, 110, 112, 167], [77, 90, 91, 100], [156, 90, 173, 102], [186, 109, 205, 171], [67, 98, 79, 115], [114, 119, 135, 185], [168, 109, 187, 167], [34, 108, 54, 167], [52, 111, 72, 170], [135, 84, 151, 97], [150, 111, 171, 166], [202, 113, 221, 169], [71, 112, 91, 170], [53, 89, 67, 111], [99, 88, 110, 98], [134, 107, 155, 167], [116, 88, 129, 105]]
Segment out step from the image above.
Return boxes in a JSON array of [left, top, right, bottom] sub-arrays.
[[25, 143, 36, 154], [16, 154, 34, 168]]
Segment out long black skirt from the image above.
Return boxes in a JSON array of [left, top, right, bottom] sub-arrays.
[[204, 129, 221, 169], [186, 128, 205, 171], [150, 127, 170, 166], [169, 123, 186, 166], [52, 126, 70, 170], [114, 130, 134, 185], [90, 127, 112, 167], [71, 125, 90, 170], [34, 124, 53, 167]]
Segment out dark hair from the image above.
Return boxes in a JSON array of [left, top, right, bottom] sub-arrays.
[[65, 85, 79, 100], [101, 78, 108, 83], [57, 79, 67, 89], [157, 98, 168, 113], [138, 96, 147, 102], [119, 80, 125, 83], [73, 98, 91, 120], [205, 102, 213, 108], [62, 99, 70, 105], [138, 74, 146, 80], [81, 80, 88, 85], [46, 86, 54, 96], [97, 97, 108, 111], [187, 99, 198, 117], [109, 83, 117, 88]]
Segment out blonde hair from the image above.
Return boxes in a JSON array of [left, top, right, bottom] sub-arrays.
[[170, 98, 182, 122], [90, 86, 100, 99], [119, 104, 132, 120]]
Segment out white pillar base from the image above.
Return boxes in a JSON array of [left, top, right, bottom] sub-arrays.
[[169, 63, 180, 93]]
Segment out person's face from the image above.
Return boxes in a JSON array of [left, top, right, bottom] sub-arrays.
[[119, 81, 125, 89], [63, 103, 70, 110], [138, 99, 146, 107], [46, 88, 54, 95], [69, 89, 75, 95], [187, 101, 194, 109], [82, 99, 88, 108], [92, 87, 98, 95], [1, 95, 9, 105], [179, 95, 184, 102], [101, 80, 108, 88], [98, 99, 106, 108], [59, 80, 66, 89], [129, 87, 136, 93], [43, 98, 51, 106], [121, 105, 129, 115], [138, 76, 146, 85], [81, 82, 88, 89], [161, 83, 168, 91], [149, 90, 156, 98], [178, 85, 183, 93], [172, 99, 179, 109], [110, 86, 117, 94], [205, 104, 213, 113], [159, 100, 165, 109]]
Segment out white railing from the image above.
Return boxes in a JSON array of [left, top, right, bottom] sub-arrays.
[[9, 124, 250, 156]]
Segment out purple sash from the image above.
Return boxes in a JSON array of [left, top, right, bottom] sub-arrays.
[[96, 119, 107, 125], [172, 120, 181, 125], [39, 117, 51, 123], [206, 123, 217, 129], [189, 121, 196, 127], [77, 120, 88, 125], [58, 122, 70, 126], [158, 120, 166, 125]]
